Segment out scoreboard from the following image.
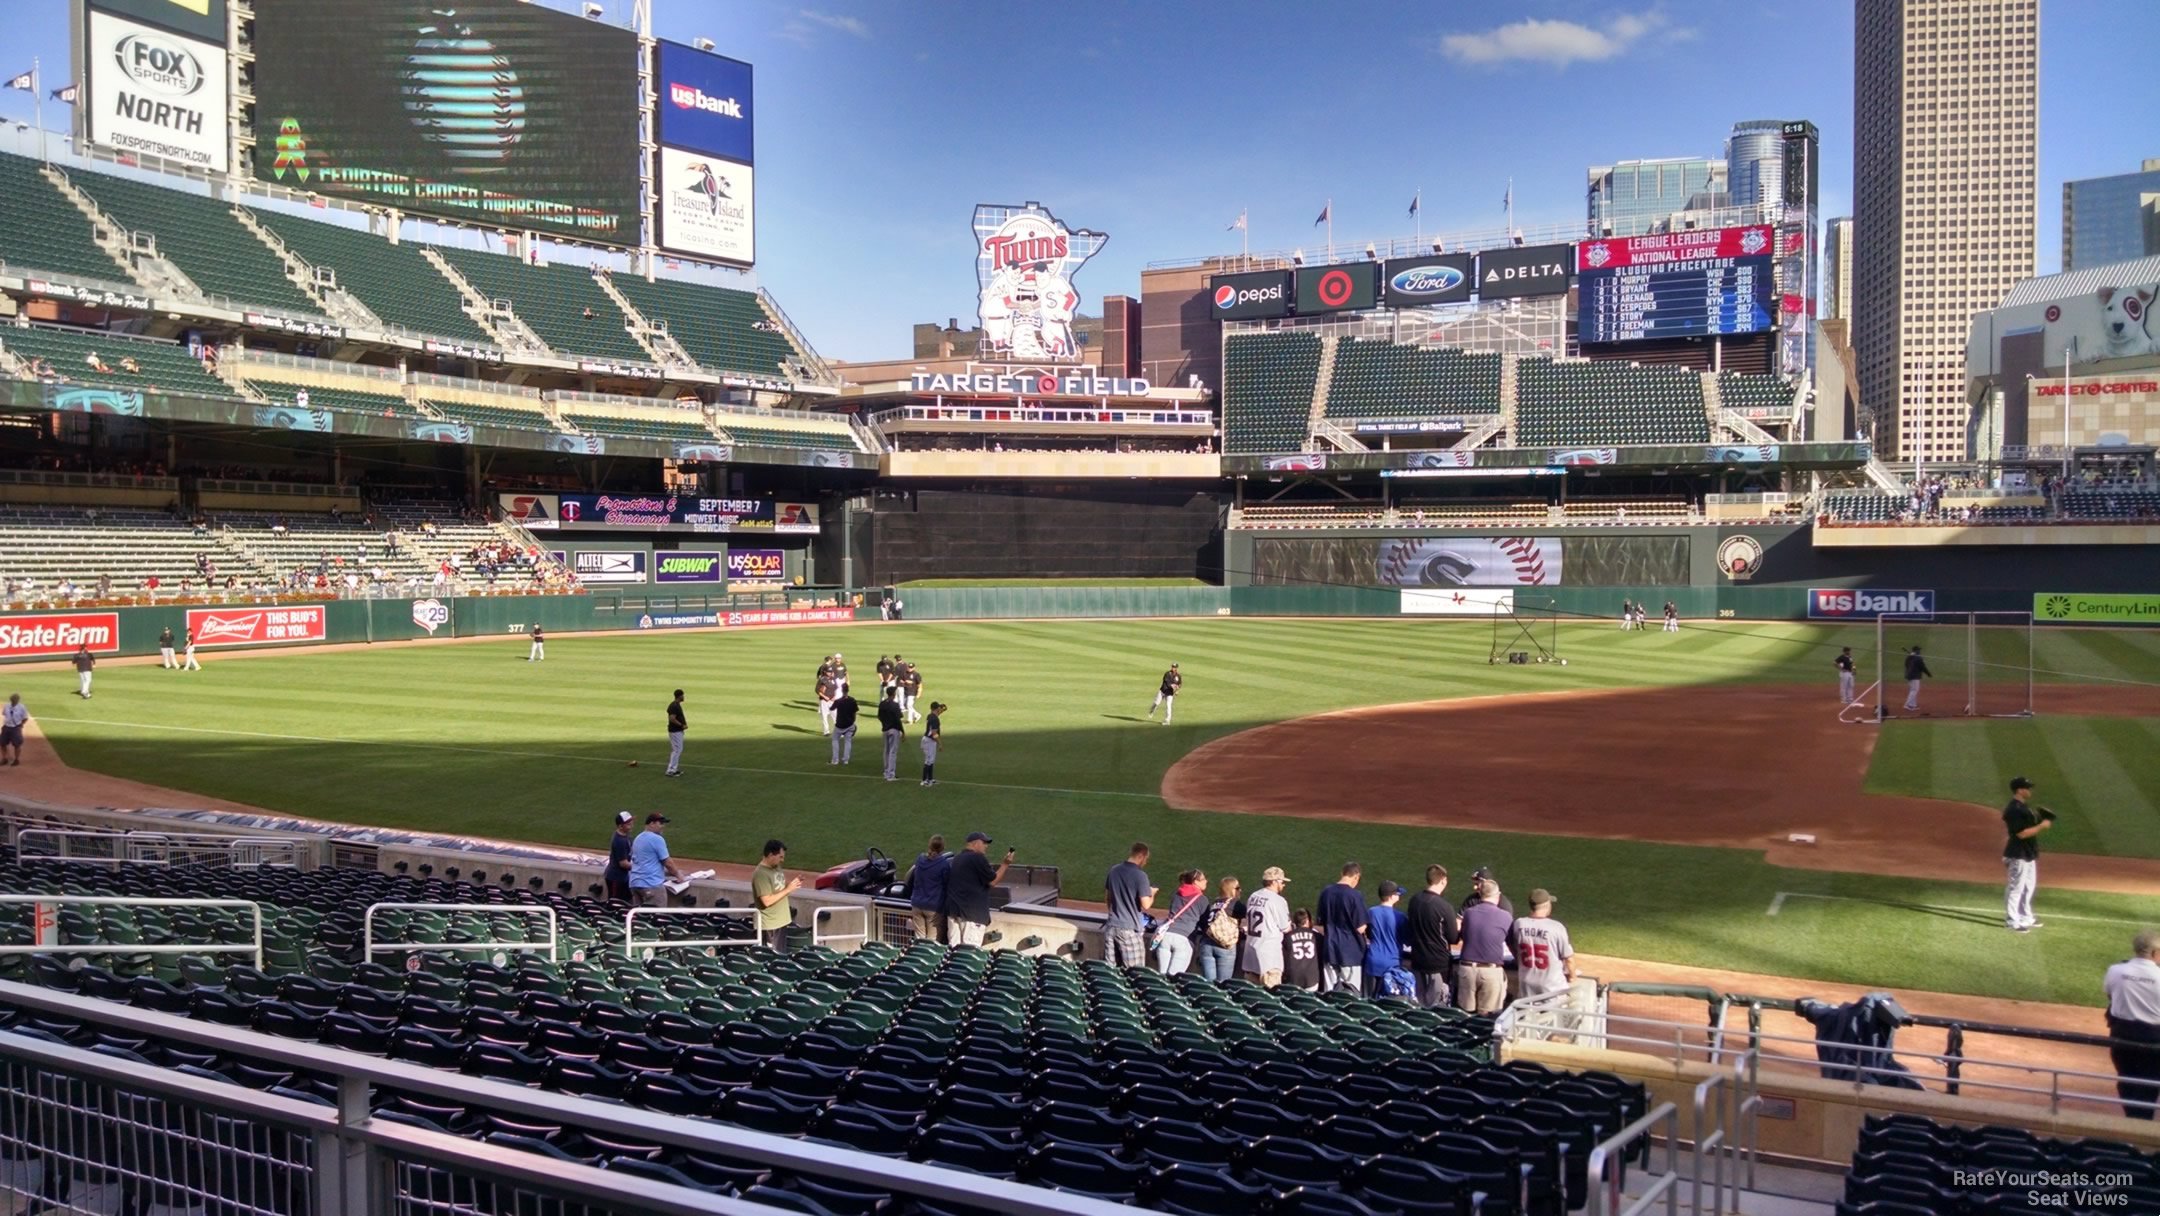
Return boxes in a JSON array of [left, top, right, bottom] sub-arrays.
[[1576, 225, 1775, 344]]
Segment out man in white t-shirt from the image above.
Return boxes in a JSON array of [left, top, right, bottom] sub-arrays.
[[1239, 866, 1292, 987], [1509, 889, 1576, 998], [0, 693, 28, 765]]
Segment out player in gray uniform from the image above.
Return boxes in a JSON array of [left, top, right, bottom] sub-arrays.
[[1835, 647, 1856, 705], [1145, 663, 1182, 724]]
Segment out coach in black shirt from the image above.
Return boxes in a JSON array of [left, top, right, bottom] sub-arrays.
[[944, 832, 1013, 949], [1406, 864, 1460, 1009], [830, 686, 860, 766]]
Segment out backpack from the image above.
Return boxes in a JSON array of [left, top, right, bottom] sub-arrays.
[[1206, 900, 1241, 947]]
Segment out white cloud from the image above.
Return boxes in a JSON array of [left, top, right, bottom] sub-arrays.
[[779, 8, 870, 45], [1439, 10, 1674, 68]]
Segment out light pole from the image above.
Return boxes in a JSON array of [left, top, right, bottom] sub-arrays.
[[2062, 343, 2072, 483]]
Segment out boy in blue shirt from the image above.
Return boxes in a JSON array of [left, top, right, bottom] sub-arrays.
[[1365, 880, 1410, 998]]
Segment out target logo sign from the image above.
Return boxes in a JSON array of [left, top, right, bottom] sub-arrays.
[[1316, 269, 1356, 309], [1296, 263, 1377, 315]]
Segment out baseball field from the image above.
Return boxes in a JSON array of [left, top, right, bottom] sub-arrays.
[[24, 615, 2160, 1006]]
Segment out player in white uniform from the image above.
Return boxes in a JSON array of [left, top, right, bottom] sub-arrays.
[[181, 627, 202, 671], [1145, 664, 1182, 724], [527, 625, 545, 662], [1508, 889, 1576, 998]]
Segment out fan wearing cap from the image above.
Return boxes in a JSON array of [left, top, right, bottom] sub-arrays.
[[603, 811, 635, 903], [1144, 663, 1183, 725], [628, 813, 681, 907], [1508, 889, 1576, 999], [944, 832, 1015, 948], [2003, 776, 2055, 933]]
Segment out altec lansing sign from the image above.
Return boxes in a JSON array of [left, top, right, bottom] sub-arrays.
[[0, 613, 120, 659], [910, 371, 1152, 398]]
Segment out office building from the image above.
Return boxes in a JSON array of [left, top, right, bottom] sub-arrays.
[[1824, 216, 1854, 322], [1726, 120, 1788, 214], [1852, 0, 2038, 461], [1587, 157, 1726, 238], [2062, 160, 2160, 272]]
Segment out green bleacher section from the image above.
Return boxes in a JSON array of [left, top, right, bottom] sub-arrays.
[[1516, 358, 1709, 447], [69, 169, 322, 316], [559, 409, 718, 443], [0, 153, 128, 283], [1718, 372, 1797, 415], [241, 378, 424, 419], [422, 399, 557, 431], [1323, 338, 1502, 421], [436, 248, 652, 365], [607, 275, 803, 378], [720, 422, 857, 451], [0, 326, 231, 398], [248, 209, 492, 344], [1221, 331, 1321, 453]]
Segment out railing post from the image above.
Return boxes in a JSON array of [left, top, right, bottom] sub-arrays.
[[316, 1071, 375, 1216]]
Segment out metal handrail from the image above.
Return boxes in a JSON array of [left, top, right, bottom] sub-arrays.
[[0, 894, 264, 969], [362, 902, 558, 963], [812, 905, 870, 951], [623, 905, 758, 960], [13, 827, 302, 868], [1585, 1100, 1680, 1216]]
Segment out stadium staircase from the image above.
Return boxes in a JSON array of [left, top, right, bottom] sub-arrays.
[[248, 211, 499, 348], [36, 163, 198, 299], [0, 154, 138, 286], [759, 286, 839, 384], [230, 207, 383, 331], [418, 247, 551, 357], [1309, 417, 1368, 452], [591, 272, 694, 368], [65, 168, 329, 319], [1863, 455, 1907, 495], [1304, 333, 1341, 449]]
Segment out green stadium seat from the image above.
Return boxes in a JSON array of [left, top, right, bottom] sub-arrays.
[[1221, 331, 1322, 453], [247, 209, 493, 344], [1322, 337, 1502, 423], [68, 168, 324, 316], [606, 275, 808, 380], [0, 325, 230, 398], [436, 248, 653, 365], [1515, 357, 1710, 447], [0, 151, 131, 284]]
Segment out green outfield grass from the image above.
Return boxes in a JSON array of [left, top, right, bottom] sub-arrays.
[[26, 617, 2160, 1005], [1868, 715, 2160, 858], [897, 577, 1213, 588]]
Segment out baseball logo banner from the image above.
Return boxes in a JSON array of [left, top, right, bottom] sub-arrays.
[[973, 202, 1105, 362], [1377, 537, 1559, 588], [185, 606, 327, 647], [0, 612, 121, 660], [412, 599, 450, 635]]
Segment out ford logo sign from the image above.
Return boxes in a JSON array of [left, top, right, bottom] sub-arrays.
[[1390, 266, 1464, 298]]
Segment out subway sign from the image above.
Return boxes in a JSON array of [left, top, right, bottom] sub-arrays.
[[654, 551, 724, 584]]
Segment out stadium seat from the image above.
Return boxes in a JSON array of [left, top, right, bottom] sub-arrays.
[[1324, 336, 1503, 425], [247, 207, 493, 343], [1222, 330, 1323, 452], [0, 152, 133, 283], [68, 167, 323, 316], [1515, 357, 1710, 447]]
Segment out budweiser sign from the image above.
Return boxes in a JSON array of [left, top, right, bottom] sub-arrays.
[[186, 605, 327, 648], [0, 613, 120, 660]]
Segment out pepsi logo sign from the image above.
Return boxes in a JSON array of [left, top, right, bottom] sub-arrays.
[[1214, 281, 1285, 311]]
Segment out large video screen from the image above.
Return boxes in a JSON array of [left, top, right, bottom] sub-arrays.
[[250, 0, 641, 247], [1577, 225, 1776, 344]]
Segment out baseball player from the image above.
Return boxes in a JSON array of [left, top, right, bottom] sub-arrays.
[[664, 689, 686, 777], [830, 683, 860, 766], [875, 655, 895, 700], [181, 627, 202, 672], [1662, 601, 1679, 633], [527, 625, 545, 662], [1145, 663, 1182, 724], [1, 694, 27, 765], [158, 626, 177, 669], [72, 644, 95, 699], [830, 653, 848, 695], [815, 667, 837, 735], [1902, 646, 1932, 713], [2002, 776, 2053, 932], [901, 660, 923, 723], [1618, 601, 1634, 631], [1836, 647, 1856, 705]]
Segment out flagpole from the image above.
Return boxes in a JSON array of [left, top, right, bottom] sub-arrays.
[[32, 59, 44, 164], [1241, 209, 1248, 263], [1505, 177, 1515, 238], [1326, 198, 1333, 263], [1415, 189, 1422, 246]]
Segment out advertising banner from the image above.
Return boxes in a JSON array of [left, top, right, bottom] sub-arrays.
[[91, 0, 230, 42], [85, 9, 230, 172], [654, 40, 753, 163], [250, 0, 642, 246], [1807, 588, 1937, 619], [2035, 592, 2160, 624], [185, 605, 327, 648], [636, 607, 853, 630], [653, 551, 724, 584], [1354, 418, 1467, 435], [1475, 243, 1573, 299], [1253, 535, 1681, 589], [1378, 537, 1560, 588], [572, 550, 647, 584], [656, 145, 754, 266], [1209, 270, 1294, 321], [1382, 255, 1474, 306], [973, 202, 1104, 362], [497, 493, 818, 533], [1577, 224, 1775, 344], [0, 612, 121, 660], [1295, 263, 1380, 315], [1401, 589, 1516, 615], [726, 549, 784, 583]]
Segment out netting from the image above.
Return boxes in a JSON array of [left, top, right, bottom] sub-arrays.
[[1871, 612, 2034, 720]]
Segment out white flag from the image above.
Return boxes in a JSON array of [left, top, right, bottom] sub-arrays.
[[4, 71, 32, 92]]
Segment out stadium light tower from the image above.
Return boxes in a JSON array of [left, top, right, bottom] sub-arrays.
[[582, 3, 604, 18], [694, 37, 716, 50]]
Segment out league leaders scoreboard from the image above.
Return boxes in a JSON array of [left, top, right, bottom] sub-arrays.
[[1576, 225, 1775, 344]]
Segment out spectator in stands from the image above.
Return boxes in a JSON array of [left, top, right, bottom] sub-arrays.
[[94, 574, 111, 599], [1194, 875, 1244, 982], [944, 832, 1012, 948], [904, 835, 950, 942], [1407, 865, 1459, 1009], [0, 693, 27, 766], [1456, 878, 1513, 1014], [604, 811, 634, 903], [85, 351, 109, 374], [1240, 867, 1292, 987], [1102, 842, 1156, 969], [2105, 929, 2160, 1120], [1153, 868, 1206, 975], [1365, 880, 1410, 998], [294, 388, 310, 410], [1283, 908, 1321, 992], [1315, 862, 1368, 994], [751, 839, 802, 953], [627, 813, 679, 905], [119, 356, 139, 374]]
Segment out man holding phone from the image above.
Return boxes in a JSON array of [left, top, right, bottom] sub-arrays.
[[945, 831, 1013, 948], [752, 839, 804, 952]]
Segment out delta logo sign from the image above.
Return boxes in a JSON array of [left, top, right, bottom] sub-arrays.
[[974, 202, 1105, 363], [186, 606, 326, 647], [1806, 589, 1937, 619], [0, 613, 119, 660]]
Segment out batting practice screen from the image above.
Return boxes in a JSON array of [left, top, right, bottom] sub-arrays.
[[249, 0, 642, 246]]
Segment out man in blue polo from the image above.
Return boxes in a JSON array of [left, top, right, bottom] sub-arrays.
[[628, 813, 680, 906], [1315, 862, 1368, 994]]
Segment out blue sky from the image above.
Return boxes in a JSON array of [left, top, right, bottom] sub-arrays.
[[7, 1, 2158, 361]]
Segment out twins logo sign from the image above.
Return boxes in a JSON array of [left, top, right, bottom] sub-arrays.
[[973, 202, 1105, 363]]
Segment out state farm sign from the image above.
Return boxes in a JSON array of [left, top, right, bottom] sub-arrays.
[[186, 605, 327, 648], [0, 613, 120, 660]]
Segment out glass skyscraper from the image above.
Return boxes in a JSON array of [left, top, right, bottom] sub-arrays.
[[2062, 161, 2160, 271], [1586, 157, 1727, 237], [1726, 120, 1788, 212]]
